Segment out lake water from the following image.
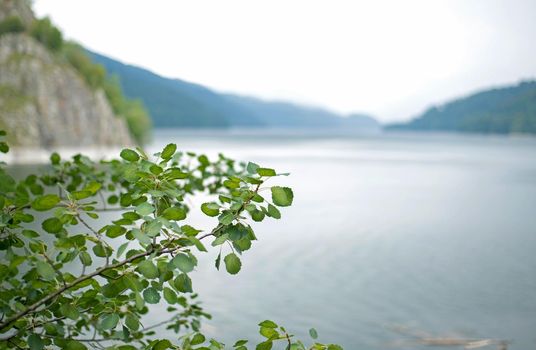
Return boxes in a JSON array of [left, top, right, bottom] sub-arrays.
[[143, 130, 536, 349], [7, 129, 536, 349]]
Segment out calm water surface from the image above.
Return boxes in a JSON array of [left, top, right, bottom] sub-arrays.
[[143, 130, 536, 349]]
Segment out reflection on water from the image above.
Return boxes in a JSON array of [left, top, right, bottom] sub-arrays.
[[8, 130, 536, 349]]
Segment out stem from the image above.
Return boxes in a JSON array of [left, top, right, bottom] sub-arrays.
[[0, 246, 164, 332]]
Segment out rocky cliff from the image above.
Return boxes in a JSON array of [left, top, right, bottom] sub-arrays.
[[0, 0, 133, 148]]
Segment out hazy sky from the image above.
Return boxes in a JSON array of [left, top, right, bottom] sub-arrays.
[[34, 0, 536, 122]]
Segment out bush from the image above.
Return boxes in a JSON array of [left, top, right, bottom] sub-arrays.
[[0, 16, 25, 36], [30, 17, 63, 51]]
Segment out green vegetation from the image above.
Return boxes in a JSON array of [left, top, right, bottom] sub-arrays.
[[0, 16, 25, 36], [388, 81, 536, 134], [62, 43, 106, 89], [0, 14, 151, 144], [29, 17, 63, 52], [101, 75, 152, 145], [0, 131, 342, 349]]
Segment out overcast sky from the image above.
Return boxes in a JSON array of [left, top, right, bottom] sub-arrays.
[[34, 0, 536, 122]]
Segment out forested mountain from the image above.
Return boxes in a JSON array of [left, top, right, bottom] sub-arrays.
[[388, 81, 536, 134], [88, 51, 380, 130]]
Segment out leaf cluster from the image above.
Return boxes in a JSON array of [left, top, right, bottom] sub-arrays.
[[0, 131, 341, 350]]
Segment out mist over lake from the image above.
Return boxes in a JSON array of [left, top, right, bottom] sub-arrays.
[[140, 129, 536, 349]]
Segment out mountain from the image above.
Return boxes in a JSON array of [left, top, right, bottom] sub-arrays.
[[88, 51, 380, 131], [388, 81, 536, 134], [0, 0, 137, 148]]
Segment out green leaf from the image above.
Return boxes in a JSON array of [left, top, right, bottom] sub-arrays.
[[267, 204, 281, 219], [153, 340, 172, 350], [258, 320, 278, 328], [145, 219, 162, 237], [256, 341, 273, 350], [251, 209, 265, 222], [106, 225, 126, 238], [150, 164, 163, 175], [143, 287, 161, 304], [132, 228, 151, 245], [31, 194, 60, 211], [125, 314, 139, 331], [271, 186, 294, 207], [215, 252, 221, 270], [181, 225, 201, 237], [136, 202, 155, 216], [327, 345, 343, 350], [50, 152, 61, 165], [162, 206, 186, 220], [84, 181, 102, 194], [174, 273, 193, 293], [201, 202, 220, 217], [260, 326, 279, 339], [0, 142, 9, 154], [172, 253, 195, 273], [165, 168, 189, 179], [137, 260, 159, 279], [28, 334, 44, 350], [218, 211, 234, 225], [309, 328, 318, 339], [36, 260, 55, 280], [60, 303, 80, 320], [42, 217, 63, 233], [65, 340, 87, 350], [211, 233, 229, 247], [163, 287, 177, 304], [189, 237, 207, 252], [101, 280, 127, 298], [79, 251, 92, 266], [246, 162, 259, 174], [234, 340, 249, 347], [161, 143, 177, 160], [100, 313, 119, 330], [120, 148, 140, 162], [191, 333, 206, 345], [257, 168, 276, 176], [117, 242, 129, 258], [92, 243, 111, 258], [224, 253, 241, 275]]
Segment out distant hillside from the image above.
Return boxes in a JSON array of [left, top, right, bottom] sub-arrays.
[[88, 51, 380, 130], [388, 81, 536, 134]]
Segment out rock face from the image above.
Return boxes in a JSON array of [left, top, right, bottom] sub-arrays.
[[0, 0, 133, 148]]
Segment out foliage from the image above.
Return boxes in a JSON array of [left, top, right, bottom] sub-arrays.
[[388, 80, 536, 134], [62, 43, 107, 89], [30, 17, 63, 52], [102, 75, 152, 145], [0, 131, 342, 350], [0, 16, 25, 37]]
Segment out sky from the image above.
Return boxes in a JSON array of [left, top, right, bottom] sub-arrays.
[[34, 0, 536, 122]]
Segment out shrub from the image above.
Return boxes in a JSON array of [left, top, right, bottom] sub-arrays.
[[0, 16, 25, 36], [30, 17, 63, 51]]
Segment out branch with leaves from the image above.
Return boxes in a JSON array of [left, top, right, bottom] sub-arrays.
[[0, 130, 342, 350]]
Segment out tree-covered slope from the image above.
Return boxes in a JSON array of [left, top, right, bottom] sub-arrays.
[[88, 51, 380, 130], [388, 81, 536, 134], [0, 0, 150, 147]]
